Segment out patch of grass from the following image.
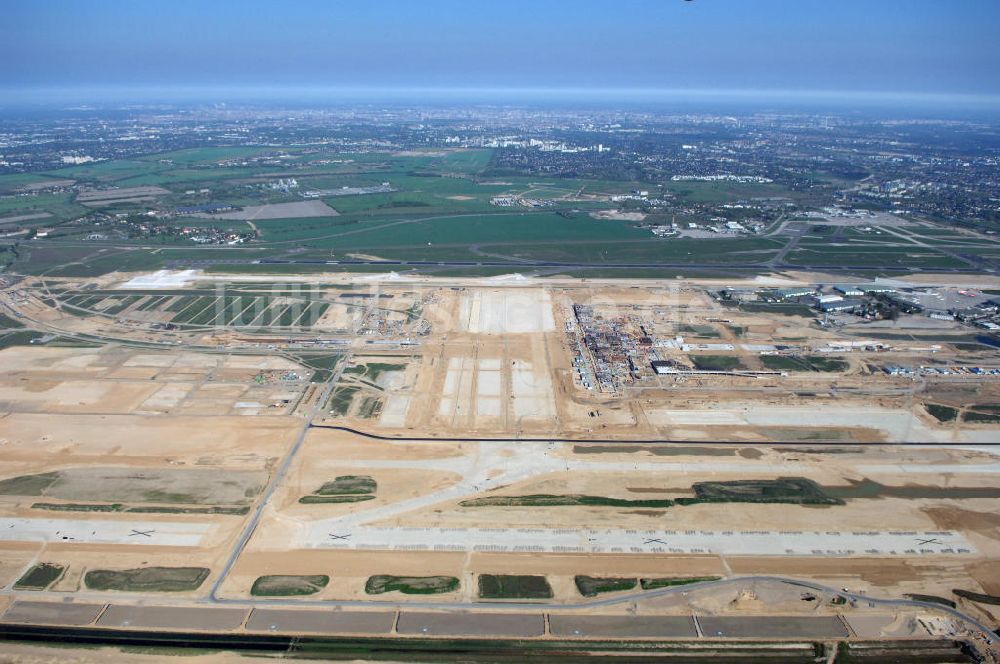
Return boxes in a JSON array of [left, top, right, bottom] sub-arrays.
[[125, 505, 249, 515], [32, 502, 124, 512], [925, 403, 959, 423], [327, 385, 359, 416], [251, 575, 329, 597], [365, 575, 460, 595], [739, 302, 816, 317], [141, 489, 200, 504], [684, 477, 843, 506], [759, 355, 807, 371], [459, 494, 676, 508], [356, 362, 406, 381], [0, 330, 48, 349], [14, 563, 66, 590], [356, 396, 383, 419], [298, 494, 375, 504], [478, 574, 552, 600], [689, 355, 745, 371], [678, 324, 720, 338], [760, 355, 848, 372], [953, 589, 1000, 606], [316, 475, 376, 495], [802, 356, 849, 372], [574, 576, 637, 597], [0, 312, 25, 329], [904, 593, 956, 608], [300, 475, 377, 504], [963, 404, 1000, 423], [84, 567, 210, 592], [640, 576, 722, 590], [0, 472, 60, 496], [462, 479, 843, 509]]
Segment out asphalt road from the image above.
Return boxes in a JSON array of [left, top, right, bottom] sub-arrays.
[[2, 575, 996, 655], [310, 424, 1000, 446]]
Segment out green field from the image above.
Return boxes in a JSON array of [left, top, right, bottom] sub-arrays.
[[760, 355, 849, 372], [84, 567, 210, 592], [690, 355, 745, 371], [14, 563, 66, 590], [315, 475, 377, 495], [478, 574, 552, 600], [574, 576, 637, 597], [251, 574, 329, 597], [4, 144, 989, 280], [640, 576, 722, 590], [365, 575, 460, 595]]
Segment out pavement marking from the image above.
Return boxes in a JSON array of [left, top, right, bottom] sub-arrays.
[[0, 518, 212, 547], [303, 525, 975, 557]]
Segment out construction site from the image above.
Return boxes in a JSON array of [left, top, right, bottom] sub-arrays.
[[0, 269, 998, 660]]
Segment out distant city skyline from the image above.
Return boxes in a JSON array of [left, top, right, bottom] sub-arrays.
[[3, 0, 999, 105]]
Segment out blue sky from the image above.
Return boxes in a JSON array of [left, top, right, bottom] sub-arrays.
[[2, 0, 999, 101]]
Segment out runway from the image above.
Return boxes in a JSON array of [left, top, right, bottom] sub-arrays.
[[0, 518, 212, 547], [301, 524, 974, 557]]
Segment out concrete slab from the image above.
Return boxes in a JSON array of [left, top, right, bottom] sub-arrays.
[[549, 614, 698, 638], [2, 600, 105, 626], [0, 517, 212, 547], [697, 615, 849, 639], [397, 611, 544, 637], [97, 605, 247, 631], [246, 608, 396, 635]]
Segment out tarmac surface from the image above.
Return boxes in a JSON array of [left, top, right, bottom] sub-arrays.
[[97, 605, 248, 631], [305, 525, 974, 557], [246, 608, 396, 634], [549, 614, 698, 638], [697, 615, 849, 639], [3, 600, 106, 626], [396, 611, 545, 637], [0, 517, 212, 547]]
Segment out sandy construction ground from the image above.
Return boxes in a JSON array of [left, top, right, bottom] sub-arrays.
[[458, 288, 555, 333], [3, 272, 1000, 633]]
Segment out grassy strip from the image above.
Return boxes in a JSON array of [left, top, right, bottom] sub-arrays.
[[461, 479, 844, 509], [32, 502, 124, 512], [298, 494, 375, 504], [315, 475, 376, 496], [640, 576, 722, 590], [126, 505, 250, 515], [574, 576, 637, 597], [365, 575, 459, 595], [953, 589, 1000, 606], [905, 593, 956, 608], [32, 502, 248, 515], [460, 494, 676, 508]]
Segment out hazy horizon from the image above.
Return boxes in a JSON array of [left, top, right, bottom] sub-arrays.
[[4, 0, 1000, 108]]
